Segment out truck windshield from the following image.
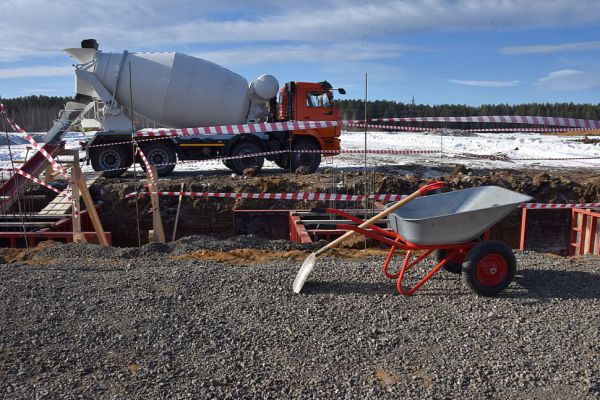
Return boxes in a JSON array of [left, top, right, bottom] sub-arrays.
[[306, 92, 332, 108]]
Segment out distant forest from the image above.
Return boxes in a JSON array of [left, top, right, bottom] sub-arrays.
[[1, 95, 600, 132], [1, 96, 69, 132]]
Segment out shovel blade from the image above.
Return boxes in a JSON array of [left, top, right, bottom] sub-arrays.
[[293, 253, 317, 293]]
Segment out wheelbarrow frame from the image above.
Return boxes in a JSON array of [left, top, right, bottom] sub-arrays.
[[314, 207, 512, 296]]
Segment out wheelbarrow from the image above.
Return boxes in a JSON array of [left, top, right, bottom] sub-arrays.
[[302, 186, 532, 296]]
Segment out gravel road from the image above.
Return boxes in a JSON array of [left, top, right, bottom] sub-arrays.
[[0, 236, 598, 399]]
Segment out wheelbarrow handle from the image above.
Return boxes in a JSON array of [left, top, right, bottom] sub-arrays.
[[315, 181, 446, 257], [419, 181, 445, 194]]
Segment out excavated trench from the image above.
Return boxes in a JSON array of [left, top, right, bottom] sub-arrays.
[[90, 164, 600, 248]]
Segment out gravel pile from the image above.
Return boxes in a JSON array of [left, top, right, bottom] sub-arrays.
[[0, 239, 598, 399]]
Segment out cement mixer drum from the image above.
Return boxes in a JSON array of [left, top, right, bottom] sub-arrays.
[[67, 47, 252, 128]]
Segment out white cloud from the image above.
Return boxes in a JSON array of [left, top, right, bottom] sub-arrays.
[[194, 42, 406, 66], [446, 79, 520, 87], [0, 0, 599, 61], [537, 69, 583, 83], [501, 41, 600, 54], [0, 66, 72, 79], [536, 69, 600, 90]]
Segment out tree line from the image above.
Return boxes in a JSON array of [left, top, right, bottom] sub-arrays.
[[1, 96, 70, 133], [1, 95, 600, 132], [336, 99, 600, 129]]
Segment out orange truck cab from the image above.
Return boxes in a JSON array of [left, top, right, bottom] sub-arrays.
[[275, 81, 343, 171]]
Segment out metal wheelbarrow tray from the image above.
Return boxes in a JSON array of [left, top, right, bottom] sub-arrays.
[[311, 186, 532, 296], [387, 186, 532, 245]]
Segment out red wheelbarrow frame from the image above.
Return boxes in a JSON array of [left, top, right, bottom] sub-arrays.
[[314, 207, 490, 296]]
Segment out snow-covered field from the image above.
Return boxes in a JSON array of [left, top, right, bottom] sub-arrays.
[[0, 130, 598, 175]]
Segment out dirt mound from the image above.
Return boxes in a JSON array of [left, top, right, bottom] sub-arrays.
[[0, 240, 58, 264]]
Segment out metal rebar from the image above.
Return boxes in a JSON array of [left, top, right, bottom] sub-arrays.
[[129, 62, 142, 247]]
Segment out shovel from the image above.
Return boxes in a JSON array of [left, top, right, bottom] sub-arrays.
[[292, 181, 445, 293]]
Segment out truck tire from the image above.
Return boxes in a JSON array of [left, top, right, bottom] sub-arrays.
[[139, 141, 176, 176], [274, 155, 290, 170], [291, 138, 321, 173], [228, 141, 264, 175], [90, 145, 133, 178], [462, 241, 516, 296]]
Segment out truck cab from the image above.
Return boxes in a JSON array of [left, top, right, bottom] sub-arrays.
[[274, 81, 342, 170]]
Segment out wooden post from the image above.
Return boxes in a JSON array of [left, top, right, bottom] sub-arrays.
[[70, 161, 86, 243], [75, 174, 109, 246], [147, 165, 165, 243]]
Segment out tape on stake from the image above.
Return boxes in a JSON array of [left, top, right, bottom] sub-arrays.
[[134, 144, 155, 182]]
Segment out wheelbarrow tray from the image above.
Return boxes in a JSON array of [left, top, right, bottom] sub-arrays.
[[387, 186, 532, 245]]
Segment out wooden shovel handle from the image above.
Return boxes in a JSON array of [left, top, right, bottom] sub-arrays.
[[315, 181, 445, 256]]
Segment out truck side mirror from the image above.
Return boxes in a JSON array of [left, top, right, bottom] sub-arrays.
[[338, 88, 346, 95]]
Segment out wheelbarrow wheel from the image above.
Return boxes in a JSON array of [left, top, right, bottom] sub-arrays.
[[433, 250, 463, 274], [462, 241, 516, 296]]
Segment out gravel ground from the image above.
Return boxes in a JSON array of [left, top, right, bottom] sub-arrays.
[[0, 236, 598, 399]]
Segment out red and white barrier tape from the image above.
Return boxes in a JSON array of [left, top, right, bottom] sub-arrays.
[[76, 148, 442, 175], [125, 189, 600, 209], [347, 123, 580, 133], [126, 191, 408, 202], [13, 168, 73, 202], [134, 144, 155, 182], [366, 115, 600, 129], [134, 120, 339, 138], [0, 103, 71, 180], [521, 202, 600, 209]]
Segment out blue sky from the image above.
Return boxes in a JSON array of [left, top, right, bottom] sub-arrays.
[[0, 0, 599, 105]]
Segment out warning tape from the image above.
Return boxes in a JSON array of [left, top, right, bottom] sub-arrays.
[[75, 148, 441, 176], [366, 115, 600, 129], [134, 144, 155, 182], [13, 168, 73, 202], [125, 191, 408, 202], [521, 202, 600, 209], [124, 189, 600, 209], [134, 120, 339, 138], [347, 123, 581, 133], [0, 103, 71, 180]]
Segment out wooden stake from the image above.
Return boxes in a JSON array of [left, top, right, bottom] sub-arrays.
[[75, 174, 109, 246], [147, 165, 165, 243], [70, 160, 86, 243]]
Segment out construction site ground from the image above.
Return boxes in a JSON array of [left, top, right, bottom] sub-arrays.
[[0, 236, 598, 399]]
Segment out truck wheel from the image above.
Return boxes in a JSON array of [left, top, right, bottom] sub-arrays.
[[228, 141, 264, 174], [90, 145, 132, 178], [274, 155, 290, 170], [433, 249, 464, 274], [291, 139, 321, 173], [462, 241, 516, 296], [139, 142, 176, 176]]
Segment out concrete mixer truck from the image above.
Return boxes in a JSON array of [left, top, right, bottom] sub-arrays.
[[63, 39, 345, 177]]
